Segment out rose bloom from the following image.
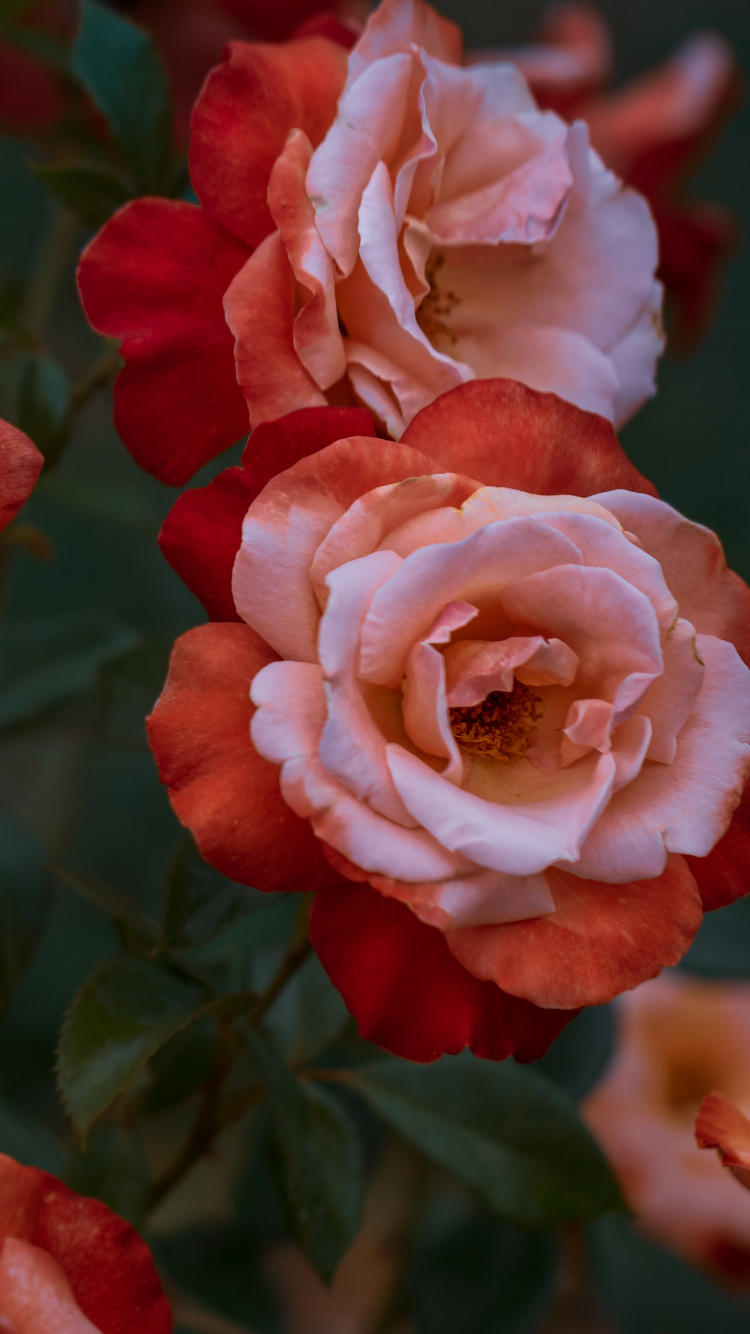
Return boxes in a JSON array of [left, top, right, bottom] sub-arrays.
[[481, 3, 741, 350], [0, 419, 43, 533], [78, 0, 662, 486], [0, 1150, 171, 1331], [147, 380, 750, 1061], [584, 973, 750, 1285]]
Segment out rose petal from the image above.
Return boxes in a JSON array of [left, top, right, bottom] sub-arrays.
[[445, 636, 578, 705], [77, 200, 250, 485], [0, 1239, 100, 1333], [402, 602, 478, 782], [233, 435, 441, 662], [0, 419, 42, 533], [637, 617, 704, 764], [310, 880, 576, 1062], [696, 1092, 750, 1182], [346, 0, 462, 89], [687, 782, 750, 913], [446, 854, 702, 1008], [147, 623, 334, 892], [373, 865, 555, 929]]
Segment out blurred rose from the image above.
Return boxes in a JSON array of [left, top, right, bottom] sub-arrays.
[[482, 4, 742, 349], [585, 974, 750, 1283], [0, 1150, 172, 1331], [148, 380, 750, 1062], [78, 0, 662, 485], [0, 419, 43, 532]]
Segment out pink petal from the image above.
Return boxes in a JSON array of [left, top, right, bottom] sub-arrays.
[[374, 865, 555, 929], [346, 0, 462, 89], [359, 516, 583, 688], [569, 634, 750, 883], [445, 636, 578, 706], [402, 601, 478, 783], [637, 617, 705, 764], [386, 742, 617, 875], [250, 660, 327, 767], [0, 1238, 100, 1333]]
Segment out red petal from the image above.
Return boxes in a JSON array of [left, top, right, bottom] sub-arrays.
[[687, 782, 750, 912], [310, 881, 577, 1063], [696, 1092, 750, 1183], [0, 41, 61, 127], [77, 200, 250, 486], [292, 14, 360, 48], [190, 36, 347, 249], [160, 406, 376, 620], [446, 856, 703, 1010], [0, 419, 42, 532], [218, 0, 337, 41], [655, 199, 740, 352], [401, 379, 657, 498], [0, 1153, 171, 1334], [147, 622, 334, 892]]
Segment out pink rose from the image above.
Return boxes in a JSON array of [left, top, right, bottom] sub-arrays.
[[585, 974, 750, 1284], [149, 382, 750, 1060]]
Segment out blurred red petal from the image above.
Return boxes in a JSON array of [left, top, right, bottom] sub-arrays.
[[696, 1091, 750, 1190], [147, 622, 335, 892], [0, 419, 43, 532], [310, 880, 577, 1062], [78, 200, 250, 485]]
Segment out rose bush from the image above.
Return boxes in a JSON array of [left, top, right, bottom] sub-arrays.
[[487, 3, 741, 349], [0, 418, 43, 532], [77, 0, 662, 485], [585, 974, 750, 1283], [0, 1150, 172, 1331], [148, 379, 750, 1062]]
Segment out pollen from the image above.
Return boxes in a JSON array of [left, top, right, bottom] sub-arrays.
[[416, 252, 460, 345], [449, 683, 541, 763]]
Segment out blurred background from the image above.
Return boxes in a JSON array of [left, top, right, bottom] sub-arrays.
[[0, 1, 749, 1331]]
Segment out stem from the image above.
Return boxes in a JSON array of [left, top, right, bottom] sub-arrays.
[[69, 341, 121, 413], [165, 1285, 260, 1334], [20, 207, 78, 343], [248, 896, 313, 1027]]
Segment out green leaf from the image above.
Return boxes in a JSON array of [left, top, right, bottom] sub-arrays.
[[31, 164, 132, 230], [342, 1053, 622, 1228], [73, 1, 173, 194], [590, 1214, 750, 1334], [0, 611, 139, 734], [15, 352, 70, 463], [248, 1027, 363, 1280], [0, 810, 56, 1016], [532, 1003, 616, 1103], [57, 956, 213, 1136], [55, 866, 159, 948], [414, 1204, 557, 1334], [137, 1016, 218, 1116], [264, 951, 349, 1067], [66, 1123, 151, 1227], [161, 839, 269, 951], [98, 632, 174, 749]]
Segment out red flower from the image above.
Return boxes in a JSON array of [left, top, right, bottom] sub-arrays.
[[487, 3, 743, 349], [148, 381, 750, 1063], [0, 418, 43, 533], [0, 1150, 172, 1332]]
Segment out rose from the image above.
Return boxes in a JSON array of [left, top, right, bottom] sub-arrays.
[[585, 974, 750, 1283], [148, 379, 750, 1062], [77, 0, 662, 486], [482, 3, 741, 350], [0, 419, 43, 533], [0, 1150, 171, 1332]]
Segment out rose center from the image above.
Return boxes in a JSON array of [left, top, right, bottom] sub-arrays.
[[416, 252, 460, 345], [449, 682, 541, 763]]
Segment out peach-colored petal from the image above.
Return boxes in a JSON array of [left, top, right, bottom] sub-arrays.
[[696, 1092, 750, 1189], [268, 129, 346, 391], [386, 742, 617, 876], [637, 618, 704, 764], [498, 563, 663, 697], [610, 712, 653, 791], [249, 660, 327, 767], [346, 0, 462, 90], [359, 516, 583, 687], [310, 472, 477, 606], [570, 634, 750, 883], [233, 435, 443, 662], [591, 490, 750, 667], [374, 864, 555, 929], [402, 601, 478, 782], [0, 1238, 100, 1333], [609, 280, 665, 425], [444, 636, 578, 706], [319, 551, 417, 824]]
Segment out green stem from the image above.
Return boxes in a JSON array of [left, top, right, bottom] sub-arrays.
[[69, 341, 121, 413], [19, 206, 78, 343]]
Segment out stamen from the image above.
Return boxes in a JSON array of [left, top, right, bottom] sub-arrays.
[[450, 682, 541, 763], [416, 252, 460, 345]]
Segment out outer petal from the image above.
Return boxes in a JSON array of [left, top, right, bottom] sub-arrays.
[[591, 490, 750, 667], [310, 880, 577, 1062], [233, 435, 445, 662], [401, 379, 656, 497], [0, 1153, 171, 1334], [0, 1239, 100, 1333], [446, 855, 703, 1009], [147, 623, 334, 892], [346, 0, 462, 88], [0, 419, 42, 532], [77, 201, 250, 486], [687, 782, 750, 913], [190, 37, 348, 249], [160, 407, 376, 620], [696, 1092, 750, 1189]]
